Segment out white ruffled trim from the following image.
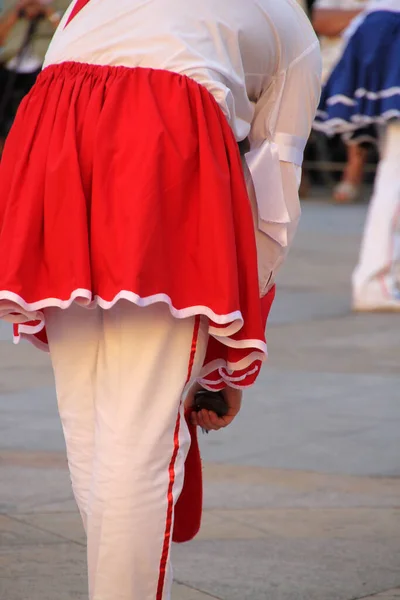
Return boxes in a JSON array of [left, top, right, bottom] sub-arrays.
[[0, 288, 268, 380], [0, 288, 243, 328], [225, 364, 261, 382], [210, 333, 267, 354], [327, 95, 357, 107], [199, 378, 256, 391], [313, 110, 400, 138], [14, 328, 49, 351], [199, 363, 260, 387], [198, 352, 265, 379], [355, 87, 400, 101], [326, 88, 400, 108]]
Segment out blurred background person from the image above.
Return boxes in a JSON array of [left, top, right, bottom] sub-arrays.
[[0, 0, 66, 156], [315, 0, 400, 311], [312, 0, 369, 203]]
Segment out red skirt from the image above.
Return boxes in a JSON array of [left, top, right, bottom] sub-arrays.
[[0, 62, 274, 389]]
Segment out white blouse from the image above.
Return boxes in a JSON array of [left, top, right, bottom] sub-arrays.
[[44, 0, 321, 293]]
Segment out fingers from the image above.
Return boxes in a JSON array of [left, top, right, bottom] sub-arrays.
[[185, 382, 243, 433], [190, 408, 234, 431]]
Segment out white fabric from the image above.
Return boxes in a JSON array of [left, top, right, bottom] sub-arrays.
[[44, 0, 321, 294], [243, 158, 301, 296], [353, 121, 400, 302], [45, 301, 208, 600], [244, 38, 321, 283]]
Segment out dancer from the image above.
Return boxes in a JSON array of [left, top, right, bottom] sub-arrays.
[[312, 0, 369, 203], [0, 0, 321, 598], [315, 0, 400, 311]]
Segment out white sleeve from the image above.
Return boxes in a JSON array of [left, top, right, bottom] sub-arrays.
[[244, 42, 321, 294]]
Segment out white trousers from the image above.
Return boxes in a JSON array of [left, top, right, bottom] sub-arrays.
[[352, 121, 400, 301], [45, 301, 208, 600]]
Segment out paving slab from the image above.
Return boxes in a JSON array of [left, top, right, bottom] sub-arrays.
[[173, 583, 221, 599], [0, 465, 75, 514], [1, 201, 400, 600], [0, 543, 87, 600], [0, 514, 66, 547], [199, 370, 400, 477], [173, 536, 400, 600], [12, 512, 86, 545], [363, 590, 400, 599]]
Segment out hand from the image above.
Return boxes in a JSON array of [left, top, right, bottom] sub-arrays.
[[185, 382, 242, 432]]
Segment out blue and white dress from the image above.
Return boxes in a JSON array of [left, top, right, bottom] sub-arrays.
[[314, 0, 400, 143]]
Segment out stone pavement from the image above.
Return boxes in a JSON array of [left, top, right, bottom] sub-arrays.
[[0, 200, 399, 600]]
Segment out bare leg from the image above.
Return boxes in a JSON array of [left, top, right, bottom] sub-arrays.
[[333, 143, 368, 204]]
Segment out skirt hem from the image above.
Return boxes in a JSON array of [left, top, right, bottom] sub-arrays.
[[0, 289, 268, 388]]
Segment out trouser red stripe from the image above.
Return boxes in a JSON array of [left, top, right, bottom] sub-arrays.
[[65, 0, 92, 27], [156, 315, 201, 599]]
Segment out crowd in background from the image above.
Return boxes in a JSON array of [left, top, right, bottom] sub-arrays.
[[0, 0, 69, 154]]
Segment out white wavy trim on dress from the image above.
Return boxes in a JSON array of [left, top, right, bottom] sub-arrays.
[[198, 350, 265, 378], [199, 378, 257, 391], [0, 289, 268, 382], [355, 87, 400, 100], [0, 289, 244, 328], [200, 359, 262, 380], [199, 363, 260, 386], [314, 110, 400, 138], [224, 364, 261, 382], [14, 327, 48, 351], [326, 88, 400, 108], [327, 95, 357, 107], [198, 362, 262, 390], [211, 332, 267, 353]]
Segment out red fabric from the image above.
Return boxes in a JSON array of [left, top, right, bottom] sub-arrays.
[[172, 409, 202, 544], [167, 317, 200, 549], [0, 63, 266, 387], [201, 285, 276, 389], [158, 318, 200, 584], [65, 0, 91, 26], [172, 290, 276, 541], [157, 411, 182, 597]]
